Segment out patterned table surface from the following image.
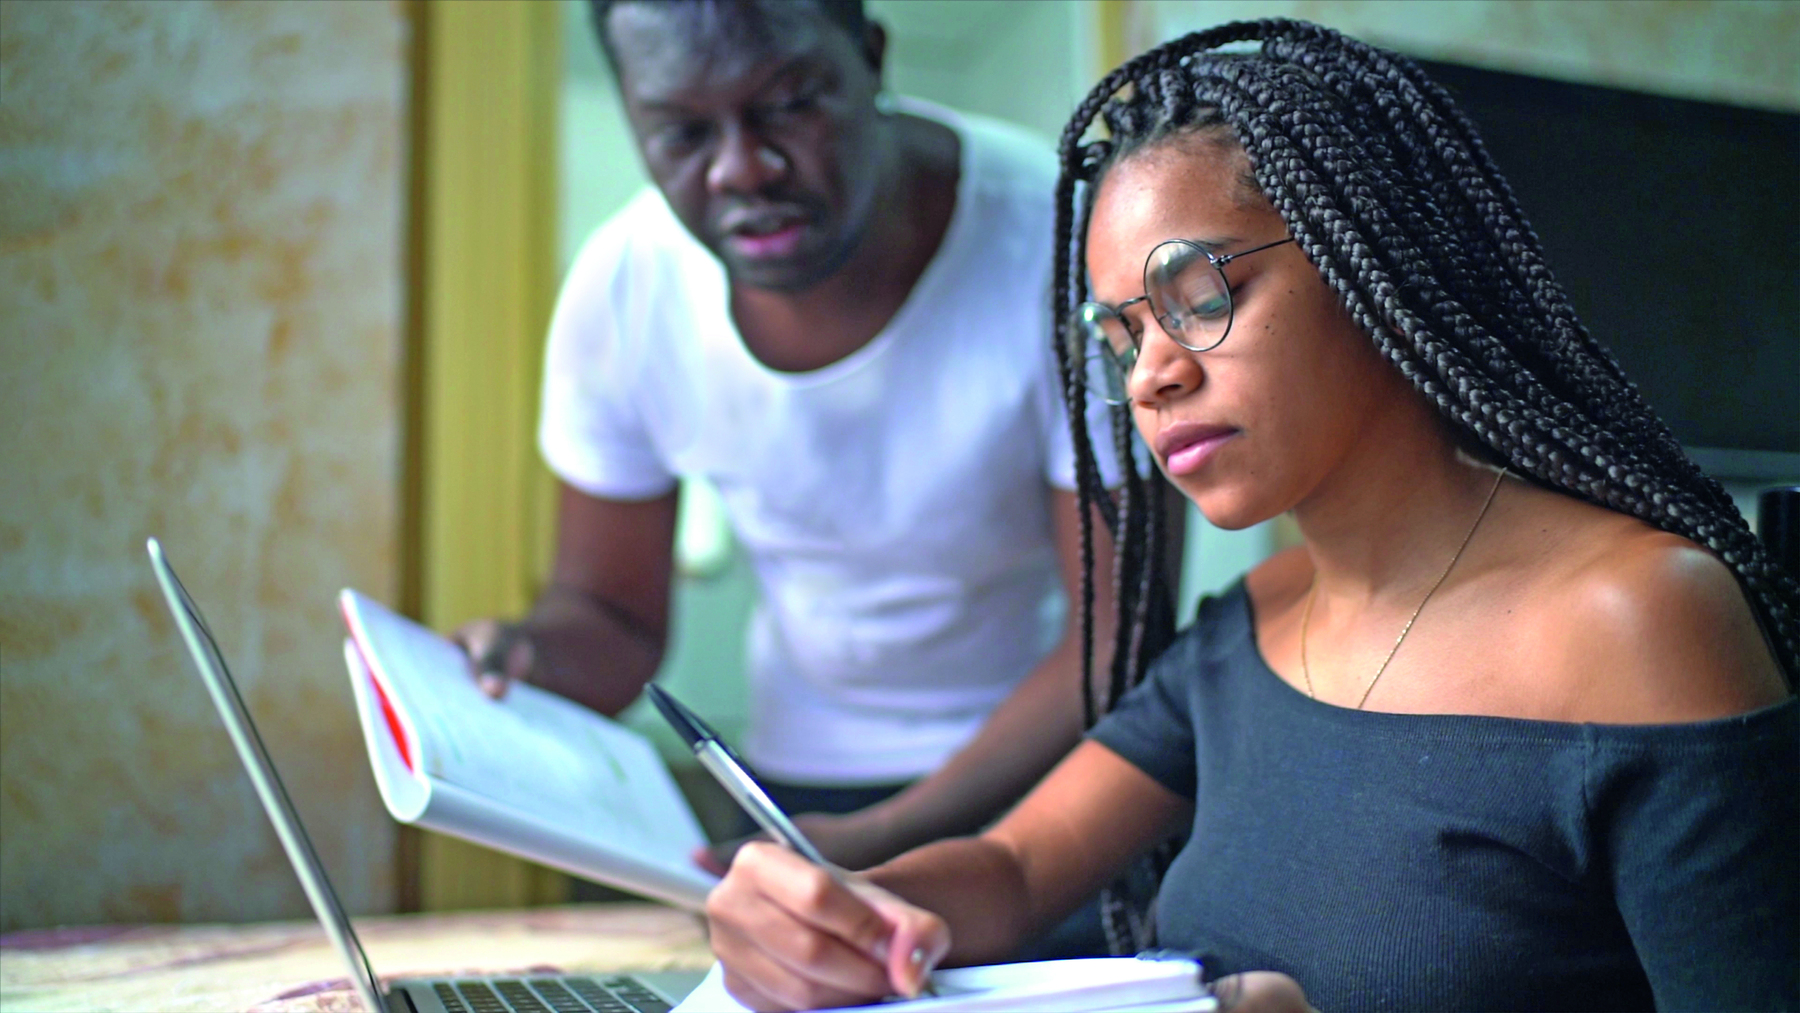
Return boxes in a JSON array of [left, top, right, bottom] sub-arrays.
[[0, 903, 713, 1012]]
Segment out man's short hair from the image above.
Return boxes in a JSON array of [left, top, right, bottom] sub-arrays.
[[587, 0, 869, 73]]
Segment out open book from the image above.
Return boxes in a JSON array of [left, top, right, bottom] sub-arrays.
[[338, 589, 718, 910], [673, 956, 1217, 1013]]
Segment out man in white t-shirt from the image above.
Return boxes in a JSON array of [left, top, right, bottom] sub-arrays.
[[459, 0, 1122, 883]]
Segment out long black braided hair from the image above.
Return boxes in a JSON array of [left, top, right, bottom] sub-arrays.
[[1056, 19, 1799, 725], [1057, 20, 1800, 950]]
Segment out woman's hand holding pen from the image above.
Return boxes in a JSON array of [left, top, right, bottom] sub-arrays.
[[706, 842, 950, 1012]]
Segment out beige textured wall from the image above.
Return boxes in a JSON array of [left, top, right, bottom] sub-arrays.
[[1132, 0, 1799, 111], [0, 0, 407, 930]]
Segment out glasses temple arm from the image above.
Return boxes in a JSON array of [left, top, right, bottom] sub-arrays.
[[1214, 236, 1296, 266]]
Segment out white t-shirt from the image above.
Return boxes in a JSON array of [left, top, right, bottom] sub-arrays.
[[540, 101, 1113, 784]]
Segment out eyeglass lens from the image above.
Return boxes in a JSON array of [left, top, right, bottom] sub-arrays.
[[1069, 303, 1134, 405], [1144, 241, 1233, 350], [1072, 241, 1233, 405]]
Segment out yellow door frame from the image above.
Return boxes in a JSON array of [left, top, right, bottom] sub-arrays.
[[1096, 0, 1131, 74], [402, 0, 564, 912]]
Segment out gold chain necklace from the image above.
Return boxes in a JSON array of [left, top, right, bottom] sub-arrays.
[[1301, 467, 1508, 709]]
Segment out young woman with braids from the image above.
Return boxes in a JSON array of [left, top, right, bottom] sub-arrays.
[[699, 21, 1798, 1012]]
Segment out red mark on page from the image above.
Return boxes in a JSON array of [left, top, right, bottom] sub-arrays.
[[340, 599, 416, 774]]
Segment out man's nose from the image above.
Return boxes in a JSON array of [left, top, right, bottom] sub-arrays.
[[706, 121, 787, 195]]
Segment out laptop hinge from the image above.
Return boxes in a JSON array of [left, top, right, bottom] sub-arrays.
[[387, 985, 422, 1013]]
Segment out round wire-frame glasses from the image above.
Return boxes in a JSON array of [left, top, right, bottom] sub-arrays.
[[1069, 236, 1295, 405]]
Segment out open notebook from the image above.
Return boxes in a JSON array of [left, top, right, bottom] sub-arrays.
[[338, 588, 717, 910], [673, 955, 1217, 1013]]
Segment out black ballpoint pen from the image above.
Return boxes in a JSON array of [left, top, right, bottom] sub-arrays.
[[645, 684, 938, 997], [647, 683, 830, 865]]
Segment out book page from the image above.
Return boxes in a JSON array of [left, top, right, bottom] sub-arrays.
[[419, 777, 715, 908], [671, 958, 1216, 1013], [339, 590, 710, 881]]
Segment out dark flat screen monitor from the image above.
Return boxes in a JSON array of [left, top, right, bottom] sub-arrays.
[[1413, 58, 1798, 477]]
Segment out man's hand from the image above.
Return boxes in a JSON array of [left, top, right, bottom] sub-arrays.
[[444, 482, 676, 717], [450, 619, 537, 699]]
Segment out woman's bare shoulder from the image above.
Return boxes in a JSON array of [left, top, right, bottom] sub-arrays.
[[1518, 493, 1790, 723]]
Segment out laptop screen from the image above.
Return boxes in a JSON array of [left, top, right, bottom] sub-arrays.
[[147, 538, 387, 1013]]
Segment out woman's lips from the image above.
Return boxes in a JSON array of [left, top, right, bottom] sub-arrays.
[[1156, 422, 1238, 476]]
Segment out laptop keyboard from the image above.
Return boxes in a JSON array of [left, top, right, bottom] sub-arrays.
[[432, 976, 674, 1013]]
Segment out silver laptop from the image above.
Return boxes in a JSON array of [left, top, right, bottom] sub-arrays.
[[147, 537, 705, 1013]]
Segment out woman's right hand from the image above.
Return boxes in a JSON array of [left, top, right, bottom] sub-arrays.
[[706, 842, 950, 1012], [449, 618, 537, 698], [1210, 971, 1316, 1013]]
